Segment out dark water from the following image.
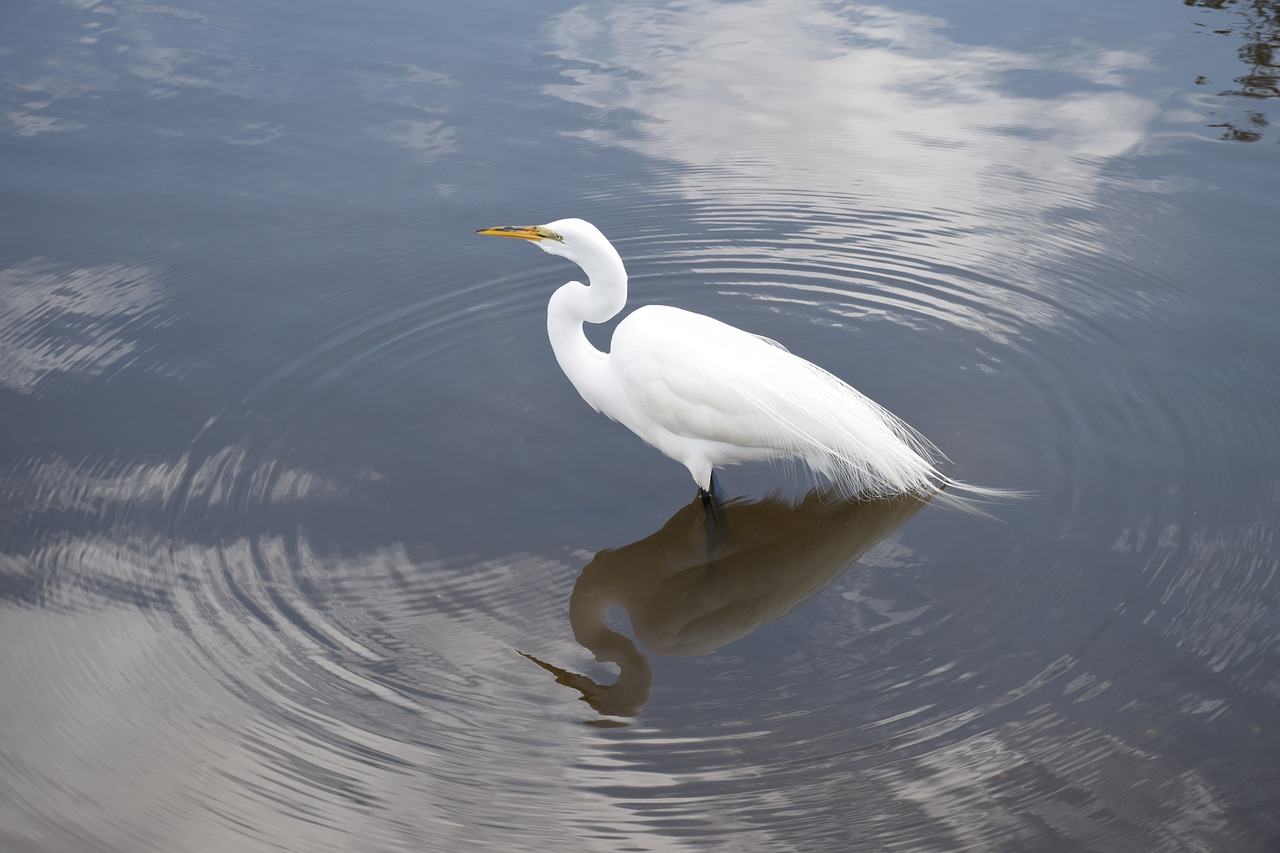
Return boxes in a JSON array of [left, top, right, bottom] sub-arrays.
[[2, 0, 1279, 850]]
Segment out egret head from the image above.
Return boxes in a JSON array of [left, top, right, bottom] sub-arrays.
[[477, 218, 615, 266]]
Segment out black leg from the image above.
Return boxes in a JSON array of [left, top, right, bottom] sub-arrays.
[[699, 472, 723, 551], [700, 488, 717, 551], [699, 486, 716, 515], [698, 471, 725, 513]]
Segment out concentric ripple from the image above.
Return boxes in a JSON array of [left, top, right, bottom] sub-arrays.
[[4, 0, 1280, 849], [4, 173, 1276, 850]]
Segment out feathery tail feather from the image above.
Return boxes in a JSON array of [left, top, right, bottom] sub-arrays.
[[731, 350, 1023, 510]]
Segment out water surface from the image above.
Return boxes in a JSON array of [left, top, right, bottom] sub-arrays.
[[2, 0, 1278, 850]]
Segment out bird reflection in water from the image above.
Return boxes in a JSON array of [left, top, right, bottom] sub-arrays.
[[522, 488, 928, 721]]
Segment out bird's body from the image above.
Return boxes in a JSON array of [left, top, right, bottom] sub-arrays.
[[585, 303, 940, 496], [478, 218, 973, 500]]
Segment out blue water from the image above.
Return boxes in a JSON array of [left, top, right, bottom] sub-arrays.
[[2, 0, 1278, 850]]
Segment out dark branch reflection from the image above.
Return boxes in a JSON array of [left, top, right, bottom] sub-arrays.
[[523, 489, 928, 721], [1189, 0, 1280, 140]]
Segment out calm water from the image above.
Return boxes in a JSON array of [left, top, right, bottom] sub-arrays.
[[2, 0, 1279, 850]]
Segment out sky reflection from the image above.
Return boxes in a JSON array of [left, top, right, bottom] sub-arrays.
[[0, 259, 165, 394], [547, 0, 1169, 292], [0, 533, 677, 853]]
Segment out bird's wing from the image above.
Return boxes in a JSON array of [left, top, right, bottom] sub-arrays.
[[610, 305, 942, 495], [750, 333, 789, 353], [609, 305, 776, 443]]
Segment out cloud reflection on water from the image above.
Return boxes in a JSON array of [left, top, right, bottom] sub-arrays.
[[1, 446, 1271, 849], [0, 0, 457, 159], [546, 0, 1169, 320], [0, 538, 675, 853], [0, 258, 165, 394]]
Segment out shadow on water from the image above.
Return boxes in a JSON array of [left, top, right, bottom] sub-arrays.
[[523, 488, 928, 721]]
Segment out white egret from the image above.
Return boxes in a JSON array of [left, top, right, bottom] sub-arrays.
[[478, 218, 997, 505]]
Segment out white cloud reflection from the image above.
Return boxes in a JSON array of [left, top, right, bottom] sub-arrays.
[[0, 258, 165, 393], [366, 116, 457, 163], [0, 532, 686, 853], [547, 0, 1167, 287], [0, 512, 1253, 850], [0, 450, 1265, 851], [1, 2, 456, 157], [358, 62, 458, 161], [4, 110, 86, 136], [20, 448, 343, 516]]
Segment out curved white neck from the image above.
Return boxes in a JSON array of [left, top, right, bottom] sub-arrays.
[[546, 239, 628, 408]]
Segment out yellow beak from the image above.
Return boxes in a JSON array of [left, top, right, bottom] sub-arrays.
[[476, 225, 545, 241], [477, 224, 563, 243]]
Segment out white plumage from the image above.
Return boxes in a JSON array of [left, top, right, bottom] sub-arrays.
[[478, 217, 988, 501]]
